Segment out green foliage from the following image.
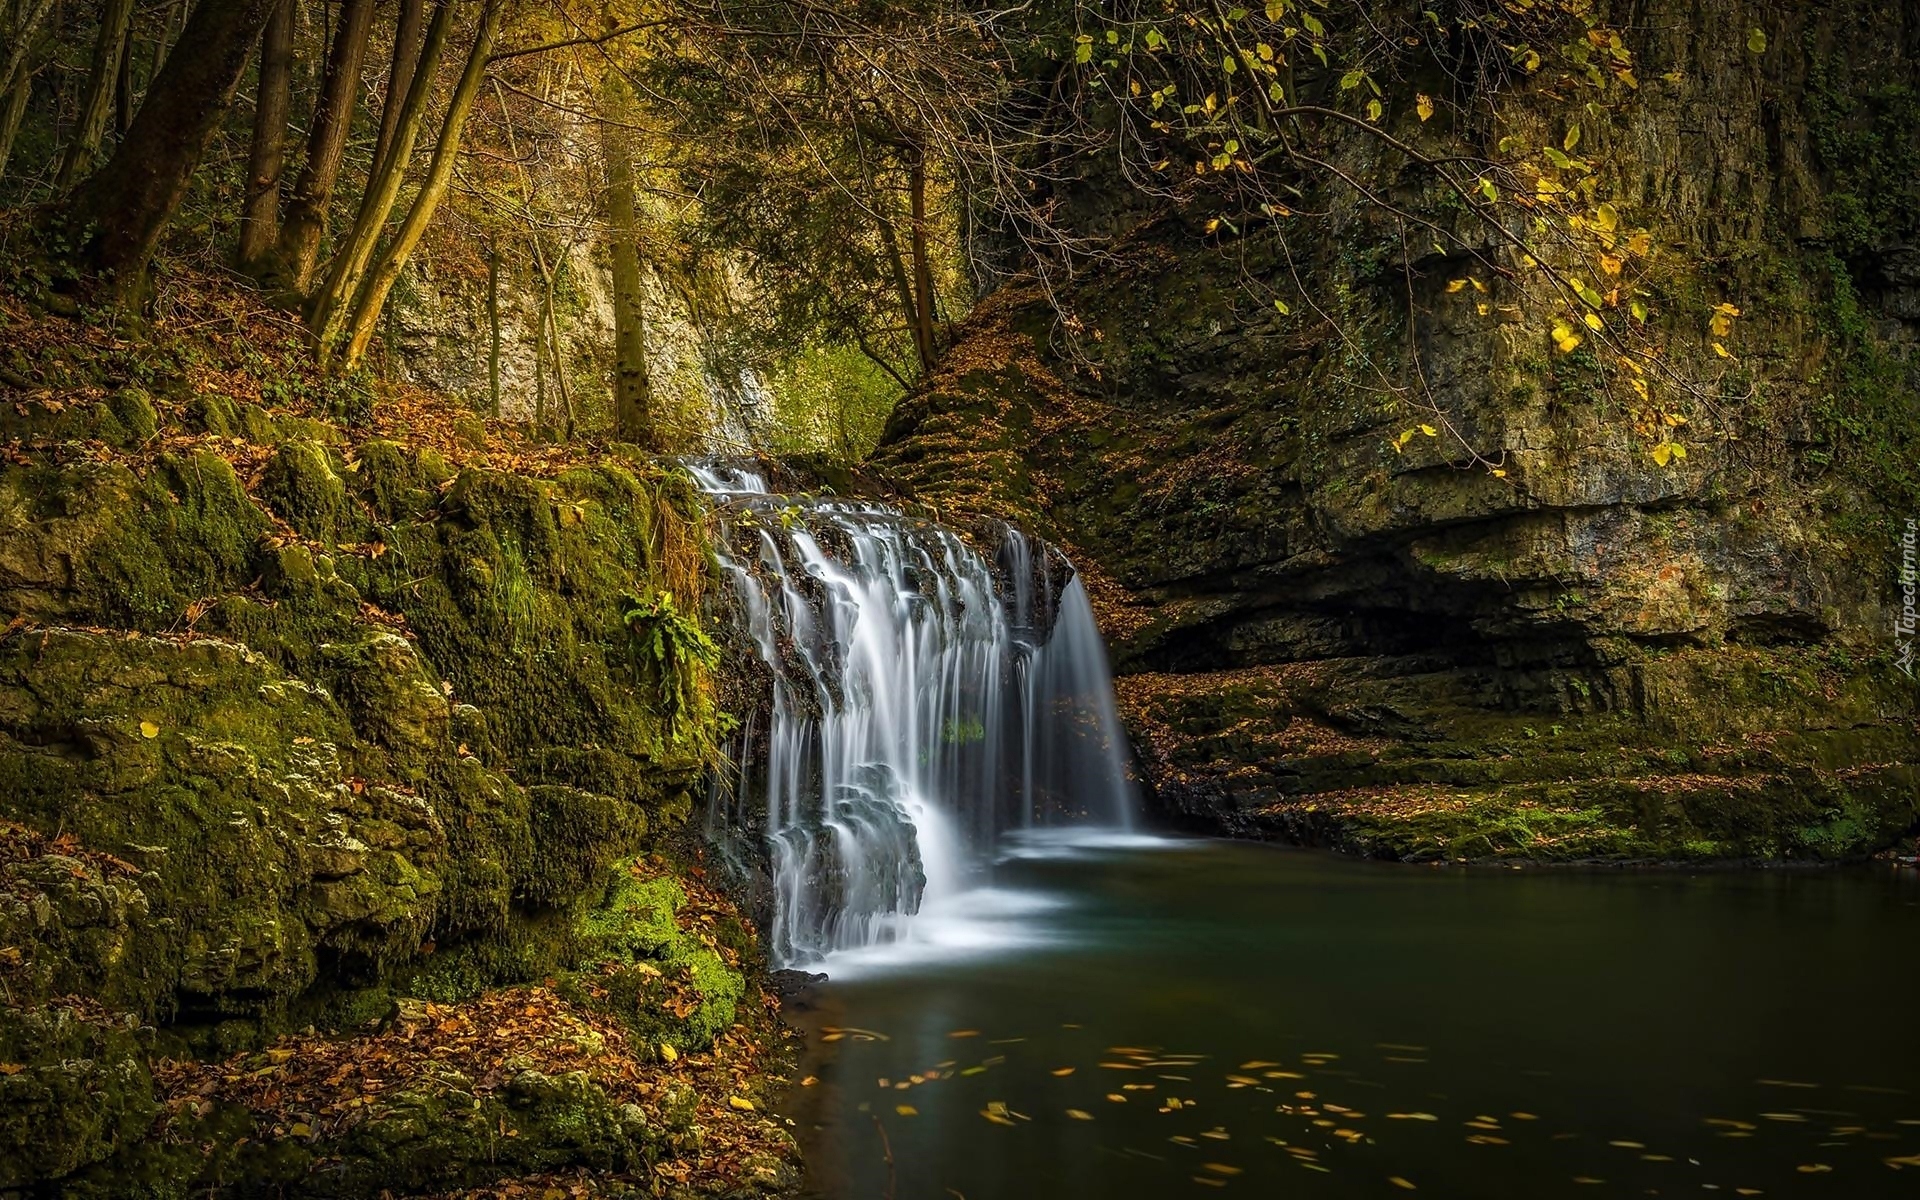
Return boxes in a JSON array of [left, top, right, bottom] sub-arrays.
[[621, 590, 721, 753], [760, 342, 905, 463]]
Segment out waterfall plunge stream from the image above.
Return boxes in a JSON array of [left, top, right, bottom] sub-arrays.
[[692, 465, 1138, 971]]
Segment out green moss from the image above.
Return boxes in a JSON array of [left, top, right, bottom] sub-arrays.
[[570, 862, 745, 1053]]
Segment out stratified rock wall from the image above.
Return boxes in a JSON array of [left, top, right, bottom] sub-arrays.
[[874, 0, 1920, 860]]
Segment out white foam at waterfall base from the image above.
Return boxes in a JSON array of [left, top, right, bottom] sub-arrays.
[[693, 463, 1144, 972]]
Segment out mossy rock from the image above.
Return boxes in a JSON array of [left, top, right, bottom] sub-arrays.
[[0, 1002, 158, 1191], [259, 439, 358, 545]]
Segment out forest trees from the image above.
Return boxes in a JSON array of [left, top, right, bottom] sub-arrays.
[[0, 0, 1753, 465]]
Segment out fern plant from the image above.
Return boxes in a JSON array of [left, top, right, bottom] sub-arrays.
[[621, 590, 721, 753]]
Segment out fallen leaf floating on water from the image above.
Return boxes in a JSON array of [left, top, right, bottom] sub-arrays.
[[1796, 1164, 1833, 1173], [1065, 1109, 1094, 1120], [1050, 1067, 1075, 1076], [1388, 1177, 1418, 1190], [894, 1105, 917, 1117], [948, 1030, 980, 1039], [1387, 1112, 1439, 1121], [1202, 1163, 1243, 1176], [1240, 1061, 1282, 1070]]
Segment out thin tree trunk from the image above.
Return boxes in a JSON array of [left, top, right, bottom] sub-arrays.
[[237, 0, 296, 272], [272, 0, 375, 291], [873, 185, 928, 376], [64, 0, 283, 295], [148, 0, 182, 78], [0, 69, 31, 180], [0, 0, 56, 102], [54, 0, 136, 189], [335, 0, 501, 372], [494, 74, 572, 437], [114, 14, 133, 135], [600, 73, 655, 448], [308, 0, 457, 353], [906, 149, 939, 373], [487, 233, 500, 417], [368, 0, 425, 186]]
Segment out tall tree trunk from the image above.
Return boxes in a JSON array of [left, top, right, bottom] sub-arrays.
[[54, 0, 137, 189], [148, 0, 183, 78], [487, 233, 501, 417], [0, 68, 31, 180], [114, 14, 134, 135], [333, 0, 501, 372], [64, 0, 283, 295], [906, 149, 939, 374], [308, 0, 457, 352], [0, 0, 56, 103], [271, 0, 375, 292], [599, 74, 655, 448], [237, 0, 296, 272], [368, 0, 425, 186]]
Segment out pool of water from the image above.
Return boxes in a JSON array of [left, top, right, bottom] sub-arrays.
[[782, 835, 1920, 1198]]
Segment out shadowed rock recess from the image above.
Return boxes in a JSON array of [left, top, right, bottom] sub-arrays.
[[0, 386, 795, 1193], [874, 0, 1920, 863]]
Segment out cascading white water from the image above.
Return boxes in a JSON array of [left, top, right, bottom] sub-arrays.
[[692, 464, 1136, 969]]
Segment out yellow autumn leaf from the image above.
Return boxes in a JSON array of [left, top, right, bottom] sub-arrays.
[[1583, 312, 1605, 331], [1599, 253, 1623, 276], [140, 720, 160, 738], [1595, 202, 1619, 232], [896, 1104, 919, 1116], [1713, 342, 1733, 358], [1551, 321, 1582, 353], [1417, 94, 1434, 121], [1066, 1108, 1095, 1120], [1651, 443, 1673, 467], [1446, 279, 1468, 293], [729, 1096, 756, 1111], [660, 1042, 678, 1063], [1419, 424, 1437, 437]]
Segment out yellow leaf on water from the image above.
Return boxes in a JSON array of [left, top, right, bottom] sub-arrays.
[[1106, 1094, 1127, 1103], [1388, 1113, 1439, 1121], [1203, 1163, 1243, 1176], [1389, 1177, 1417, 1190], [1051, 1067, 1075, 1076], [1066, 1109, 1094, 1120], [895, 1105, 918, 1117], [948, 1030, 980, 1038], [140, 720, 160, 739]]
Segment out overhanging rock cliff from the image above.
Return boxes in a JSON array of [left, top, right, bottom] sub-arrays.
[[874, 0, 1920, 862]]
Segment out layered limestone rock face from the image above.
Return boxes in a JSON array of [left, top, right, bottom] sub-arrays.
[[0, 388, 774, 1192], [874, 0, 1920, 861]]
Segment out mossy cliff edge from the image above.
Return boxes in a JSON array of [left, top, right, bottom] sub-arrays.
[[0, 316, 795, 1195], [874, 0, 1920, 862]]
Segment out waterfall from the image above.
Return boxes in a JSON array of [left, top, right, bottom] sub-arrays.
[[691, 464, 1136, 968]]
